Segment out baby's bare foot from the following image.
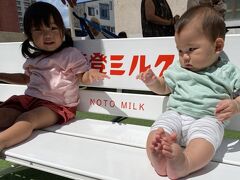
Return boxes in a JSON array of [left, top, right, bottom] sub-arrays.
[[147, 128, 168, 176], [161, 133, 189, 179]]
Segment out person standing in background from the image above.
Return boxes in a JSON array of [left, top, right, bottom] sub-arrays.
[[118, 31, 128, 38], [60, 0, 77, 8], [87, 17, 106, 39], [187, 0, 227, 18], [141, 0, 180, 37]]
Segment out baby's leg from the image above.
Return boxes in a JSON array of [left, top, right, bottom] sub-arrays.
[[164, 116, 224, 179], [146, 128, 170, 176], [0, 106, 59, 150], [162, 137, 215, 179]]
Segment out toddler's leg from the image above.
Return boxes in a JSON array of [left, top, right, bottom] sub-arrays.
[[162, 137, 215, 179], [0, 106, 59, 150], [0, 108, 22, 129], [146, 128, 172, 176]]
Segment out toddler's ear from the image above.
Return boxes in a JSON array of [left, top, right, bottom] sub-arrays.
[[215, 38, 224, 54]]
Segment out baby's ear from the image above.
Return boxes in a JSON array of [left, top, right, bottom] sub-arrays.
[[215, 38, 224, 54]]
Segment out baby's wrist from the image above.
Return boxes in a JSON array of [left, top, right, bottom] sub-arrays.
[[233, 99, 240, 113], [145, 78, 157, 86]]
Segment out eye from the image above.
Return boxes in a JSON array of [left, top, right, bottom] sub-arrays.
[[32, 27, 41, 31], [31, 27, 43, 35], [188, 48, 197, 52], [51, 26, 58, 30], [178, 49, 183, 56]]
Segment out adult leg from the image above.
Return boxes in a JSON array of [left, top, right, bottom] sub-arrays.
[[0, 106, 59, 150]]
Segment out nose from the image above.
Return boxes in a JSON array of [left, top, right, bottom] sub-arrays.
[[42, 29, 52, 36], [182, 53, 190, 63]]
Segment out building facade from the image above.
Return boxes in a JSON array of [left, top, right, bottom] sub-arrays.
[[73, 0, 188, 37], [74, 0, 240, 38], [0, 0, 19, 32], [74, 0, 115, 34], [16, 0, 36, 31], [0, 0, 35, 33]]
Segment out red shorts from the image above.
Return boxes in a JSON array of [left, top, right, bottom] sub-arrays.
[[0, 95, 77, 124]]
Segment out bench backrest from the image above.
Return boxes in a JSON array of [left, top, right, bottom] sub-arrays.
[[0, 35, 240, 130]]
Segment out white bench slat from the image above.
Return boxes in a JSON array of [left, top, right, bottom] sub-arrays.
[[0, 84, 26, 101], [79, 90, 168, 121], [186, 162, 240, 179], [44, 119, 149, 148], [44, 119, 240, 168], [0, 84, 167, 121], [213, 138, 240, 166], [4, 130, 161, 180], [3, 129, 240, 180], [0, 42, 25, 73]]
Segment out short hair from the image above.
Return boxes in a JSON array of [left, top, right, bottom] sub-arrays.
[[89, 17, 101, 31], [118, 31, 127, 38], [90, 17, 100, 25], [175, 5, 226, 42]]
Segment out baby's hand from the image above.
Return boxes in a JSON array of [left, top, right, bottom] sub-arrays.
[[87, 69, 110, 84], [215, 99, 239, 122], [136, 68, 157, 85]]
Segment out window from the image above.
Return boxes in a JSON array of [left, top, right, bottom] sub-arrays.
[[102, 25, 110, 31], [24, 2, 30, 6], [109, 1, 112, 10], [99, 3, 110, 20], [102, 26, 115, 33], [225, 0, 240, 28], [110, 27, 115, 33], [225, 0, 240, 20], [88, 7, 95, 16]]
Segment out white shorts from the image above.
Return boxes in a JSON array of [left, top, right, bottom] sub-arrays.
[[151, 110, 224, 151]]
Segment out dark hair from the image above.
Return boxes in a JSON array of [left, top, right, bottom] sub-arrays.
[[175, 5, 226, 42], [118, 31, 127, 38], [21, 2, 73, 58]]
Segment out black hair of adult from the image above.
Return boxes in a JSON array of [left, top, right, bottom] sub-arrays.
[[118, 31, 127, 38], [21, 2, 73, 58]]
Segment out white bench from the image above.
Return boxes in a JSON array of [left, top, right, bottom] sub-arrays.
[[0, 36, 240, 180]]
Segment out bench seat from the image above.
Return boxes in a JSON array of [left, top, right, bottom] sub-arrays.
[[3, 120, 240, 180], [1, 36, 240, 179]]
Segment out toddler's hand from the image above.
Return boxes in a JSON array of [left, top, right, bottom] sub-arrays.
[[87, 69, 110, 84], [215, 99, 239, 122], [136, 68, 157, 85]]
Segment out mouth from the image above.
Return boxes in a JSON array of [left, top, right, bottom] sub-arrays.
[[184, 64, 193, 69], [44, 42, 54, 45]]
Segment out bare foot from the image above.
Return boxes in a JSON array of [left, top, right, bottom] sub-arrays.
[[147, 128, 168, 176], [161, 133, 189, 179]]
